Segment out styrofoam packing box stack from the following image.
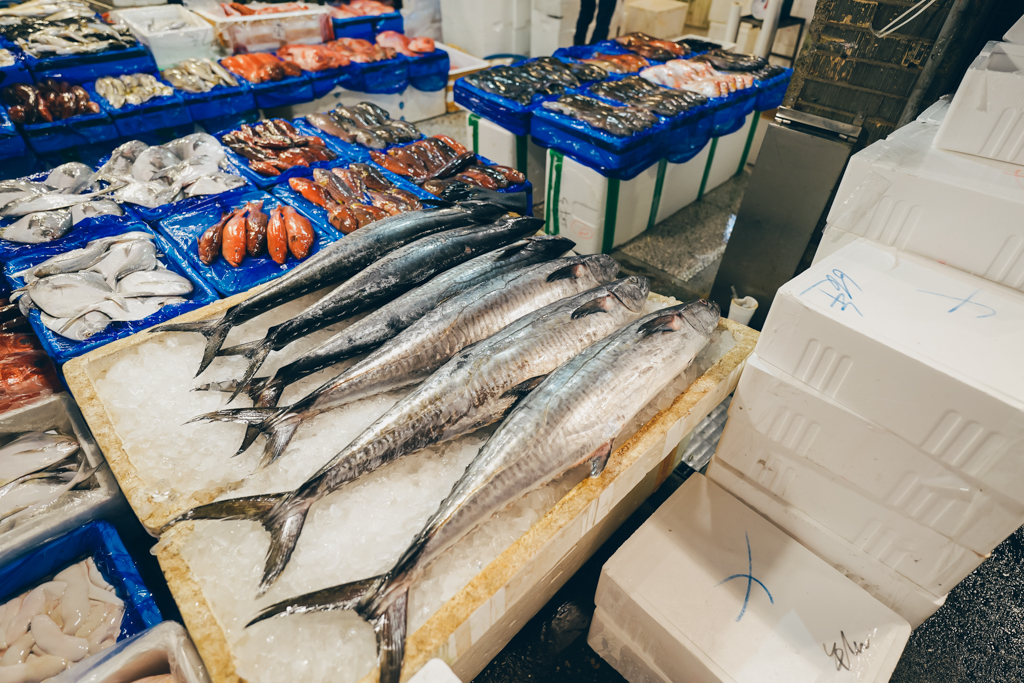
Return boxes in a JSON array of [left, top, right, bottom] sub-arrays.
[[530, 0, 579, 58], [934, 39, 1024, 165], [468, 114, 547, 204], [589, 473, 911, 683], [440, 0, 530, 59], [711, 238, 1024, 624], [621, 0, 689, 40], [821, 100, 1024, 292]]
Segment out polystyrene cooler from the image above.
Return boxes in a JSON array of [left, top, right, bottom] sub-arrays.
[[826, 109, 1024, 292]]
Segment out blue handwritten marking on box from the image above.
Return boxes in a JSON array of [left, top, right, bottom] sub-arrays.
[[800, 269, 863, 316], [716, 531, 773, 623], [917, 288, 996, 318]]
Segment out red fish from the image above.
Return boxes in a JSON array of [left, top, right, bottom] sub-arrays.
[[282, 206, 315, 260], [267, 205, 289, 264], [289, 177, 328, 208], [221, 210, 248, 267]]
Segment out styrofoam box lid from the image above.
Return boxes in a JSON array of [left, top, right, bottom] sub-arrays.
[[1006, 12, 1024, 44], [407, 659, 462, 683], [757, 238, 1024, 464], [598, 473, 911, 683]]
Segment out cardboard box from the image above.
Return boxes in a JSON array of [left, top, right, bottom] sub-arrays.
[[826, 110, 1024, 292], [440, 0, 530, 59], [725, 355, 1024, 544], [707, 460, 947, 628], [622, 0, 689, 39], [590, 474, 911, 683], [934, 41, 1024, 165], [467, 113, 547, 200], [757, 239, 1024, 508]]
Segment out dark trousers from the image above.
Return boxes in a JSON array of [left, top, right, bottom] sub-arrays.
[[574, 0, 618, 45]]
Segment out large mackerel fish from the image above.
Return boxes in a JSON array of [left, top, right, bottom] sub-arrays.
[[201, 234, 575, 411], [247, 300, 720, 683], [194, 253, 621, 466], [217, 215, 544, 393], [167, 276, 651, 596], [150, 201, 510, 375]]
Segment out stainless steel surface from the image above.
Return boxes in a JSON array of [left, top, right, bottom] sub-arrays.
[[709, 116, 858, 328], [775, 106, 862, 139]]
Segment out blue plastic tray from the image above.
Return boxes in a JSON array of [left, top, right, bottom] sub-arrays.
[[706, 87, 757, 137], [180, 80, 256, 124], [290, 115, 373, 162], [404, 49, 448, 92], [24, 45, 158, 86], [218, 119, 340, 190], [755, 68, 792, 111], [270, 156, 434, 237], [4, 222, 220, 364], [0, 521, 162, 639], [89, 81, 192, 138], [0, 49, 31, 87], [553, 41, 661, 74], [156, 187, 338, 297], [336, 55, 407, 94], [0, 103, 26, 159], [17, 107, 119, 155], [243, 71, 315, 109], [372, 11, 403, 34], [330, 14, 376, 40], [126, 181, 250, 225]]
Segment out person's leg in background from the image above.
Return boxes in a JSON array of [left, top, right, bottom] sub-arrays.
[[574, 0, 597, 45], [589, 0, 618, 43]]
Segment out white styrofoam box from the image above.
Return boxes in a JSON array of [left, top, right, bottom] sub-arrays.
[[708, 0, 751, 26], [467, 114, 546, 196], [706, 460, 947, 628], [827, 109, 1024, 292], [591, 473, 911, 683], [112, 5, 215, 69], [544, 149, 658, 253], [48, 621, 210, 683], [715, 408, 989, 595], [703, 112, 755, 193], [731, 354, 1024, 531], [934, 41, 1024, 165], [653, 142, 711, 222], [758, 239, 1024, 509], [1006, 11, 1024, 45], [0, 393, 128, 566], [442, 41, 489, 113], [915, 97, 949, 125], [530, 0, 578, 58], [589, 606, 678, 683], [812, 224, 859, 265], [709, 21, 758, 54], [275, 85, 446, 123], [440, 0, 530, 59], [622, 0, 688, 39], [408, 659, 463, 683]]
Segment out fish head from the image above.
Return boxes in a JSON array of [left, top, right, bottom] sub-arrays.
[[494, 213, 544, 237], [513, 234, 575, 260], [638, 299, 721, 337], [681, 299, 721, 336], [579, 253, 619, 284], [606, 275, 650, 312]]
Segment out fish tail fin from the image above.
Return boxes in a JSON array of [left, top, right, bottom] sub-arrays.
[[225, 339, 274, 403], [149, 316, 234, 376], [158, 492, 287, 533], [194, 376, 271, 405], [256, 411, 303, 471], [372, 590, 409, 683], [257, 494, 316, 594], [247, 573, 388, 626], [186, 406, 283, 457]]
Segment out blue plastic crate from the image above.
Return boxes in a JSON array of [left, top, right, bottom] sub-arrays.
[[126, 181, 250, 225], [218, 119, 341, 190], [88, 81, 192, 138], [330, 14, 376, 40], [0, 104, 26, 160], [707, 87, 757, 136], [243, 71, 315, 109], [180, 80, 256, 124], [308, 64, 350, 99], [156, 187, 338, 297], [24, 45, 158, 86], [404, 49, 448, 92], [17, 108, 119, 155], [337, 56, 407, 94], [372, 11, 403, 34], [0, 521, 162, 639], [0, 49, 31, 87], [3, 222, 220, 364], [553, 41, 661, 73], [755, 68, 792, 111]]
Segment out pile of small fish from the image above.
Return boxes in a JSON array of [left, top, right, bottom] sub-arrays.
[[462, 56, 606, 106], [220, 119, 336, 176], [0, 1, 137, 58], [370, 135, 526, 193], [0, 429, 91, 524], [0, 330, 59, 414], [2, 80, 99, 124], [221, 1, 311, 15], [375, 30, 434, 57], [641, 59, 754, 98], [580, 52, 649, 74], [197, 200, 314, 267], [0, 49, 15, 67], [289, 164, 421, 233], [221, 53, 303, 84], [591, 76, 707, 116], [13, 231, 194, 341], [614, 32, 690, 62], [92, 134, 247, 209], [161, 57, 239, 93], [305, 101, 419, 149], [543, 93, 658, 136], [0, 558, 124, 680], [94, 73, 173, 109], [0, 162, 122, 245], [328, 0, 393, 18], [149, 195, 719, 683]]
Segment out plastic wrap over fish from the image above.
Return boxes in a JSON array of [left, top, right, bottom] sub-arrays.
[[46, 621, 211, 683]]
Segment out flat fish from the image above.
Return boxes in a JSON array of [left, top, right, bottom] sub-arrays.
[[26, 271, 127, 319], [70, 199, 123, 225], [0, 209, 73, 244], [40, 310, 109, 341], [116, 268, 193, 297], [247, 300, 719, 683]]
